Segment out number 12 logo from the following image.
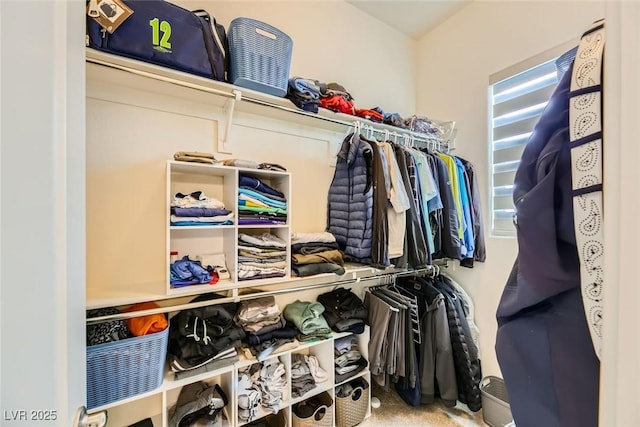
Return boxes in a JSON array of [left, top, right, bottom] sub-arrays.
[[149, 18, 172, 52]]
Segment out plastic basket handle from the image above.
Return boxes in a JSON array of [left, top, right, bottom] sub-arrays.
[[255, 28, 277, 40], [313, 405, 328, 421]]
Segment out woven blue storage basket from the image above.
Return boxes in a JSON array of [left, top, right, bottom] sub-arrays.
[[228, 17, 293, 97], [86, 326, 169, 409]]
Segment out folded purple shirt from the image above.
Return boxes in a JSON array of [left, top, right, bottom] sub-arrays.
[[171, 207, 231, 217]]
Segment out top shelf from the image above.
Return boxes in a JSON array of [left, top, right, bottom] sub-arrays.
[[85, 48, 454, 149]]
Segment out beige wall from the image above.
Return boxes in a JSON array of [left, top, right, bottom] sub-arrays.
[[86, 1, 418, 298], [415, 0, 605, 377], [174, 0, 418, 116]]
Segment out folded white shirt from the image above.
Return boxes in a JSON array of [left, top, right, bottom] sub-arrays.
[[171, 191, 225, 209]]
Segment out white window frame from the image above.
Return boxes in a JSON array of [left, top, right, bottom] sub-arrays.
[[488, 39, 578, 237]]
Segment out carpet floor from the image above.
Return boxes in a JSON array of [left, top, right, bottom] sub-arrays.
[[358, 382, 487, 426]]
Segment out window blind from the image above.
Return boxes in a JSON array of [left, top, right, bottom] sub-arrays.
[[489, 59, 560, 236]]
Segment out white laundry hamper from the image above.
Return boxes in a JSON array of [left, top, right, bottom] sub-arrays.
[[480, 376, 514, 427]]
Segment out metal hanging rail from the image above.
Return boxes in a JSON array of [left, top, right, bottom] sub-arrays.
[[86, 48, 456, 153], [86, 265, 440, 325]]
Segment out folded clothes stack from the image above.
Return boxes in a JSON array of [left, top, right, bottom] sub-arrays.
[[238, 359, 287, 422], [170, 190, 234, 226], [238, 175, 287, 226], [334, 335, 368, 384], [291, 232, 345, 277], [290, 353, 328, 398], [286, 76, 325, 113], [283, 300, 332, 343], [167, 294, 244, 379], [235, 296, 299, 361], [317, 287, 368, 334], [167, 381, 228, 427], [174, 151, 217, 164], [237, 233, 288, 281], [319, 82, 355, 115]]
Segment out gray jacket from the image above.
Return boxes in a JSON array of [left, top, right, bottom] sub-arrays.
[[420, 281, 458, 406]]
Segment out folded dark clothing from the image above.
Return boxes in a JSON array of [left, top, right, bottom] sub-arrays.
[[287, 77, 324, 99], [288, 94, 319, 113], [240, 220, 286, 226], [238, 208, 287, 216], [238, 272, 287, 281], [334, 357, 368, 384], [239, 211, 287, 218], [291, 241, 340, 254], [169, 342, 239, 373], [244, 412, 287, 427], [317, 288, 368, 328], [128, 418, 154, 427], [173, 354, 239, 381], [238, 214, 287, 220], [293, 395, 327, 419], [171, 207, 231, 217], [292, 262, 345, 277], [247, 315, 286, 337], [296, 330, 332, 343], [239, 175, 285, 199], [247, 325, 298, 346], [292, 377, 317, 398], [333, 318, 365, 335], [169, 327, 245, 370]]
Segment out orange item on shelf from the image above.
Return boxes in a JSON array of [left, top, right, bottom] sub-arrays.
[[124, 301, 169, 336]]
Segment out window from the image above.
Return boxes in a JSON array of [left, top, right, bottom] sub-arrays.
[[489, 42, 576, 237]]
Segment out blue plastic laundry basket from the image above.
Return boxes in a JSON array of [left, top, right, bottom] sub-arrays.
[[228, 17, 293, 97], [86, 326, 169, 409]]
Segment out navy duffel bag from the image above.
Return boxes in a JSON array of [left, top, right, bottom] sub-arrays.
[[87, 0, 228, 81]]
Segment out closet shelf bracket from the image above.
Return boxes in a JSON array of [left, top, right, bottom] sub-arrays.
[[216, 89, 242, 154]]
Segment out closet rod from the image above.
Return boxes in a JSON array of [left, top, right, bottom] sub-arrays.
[[86, 294, 237, 326], [86, 265, 441, 325], [87, 276, 367, 325], [225, 94, 454, 149]]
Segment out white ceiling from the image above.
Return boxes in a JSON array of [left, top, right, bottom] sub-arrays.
[[346, 0, 471, 39]]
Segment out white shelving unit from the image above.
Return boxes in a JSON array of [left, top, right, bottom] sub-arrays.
[[90, 330, 370, 427], [166, 160, 292, 299]]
